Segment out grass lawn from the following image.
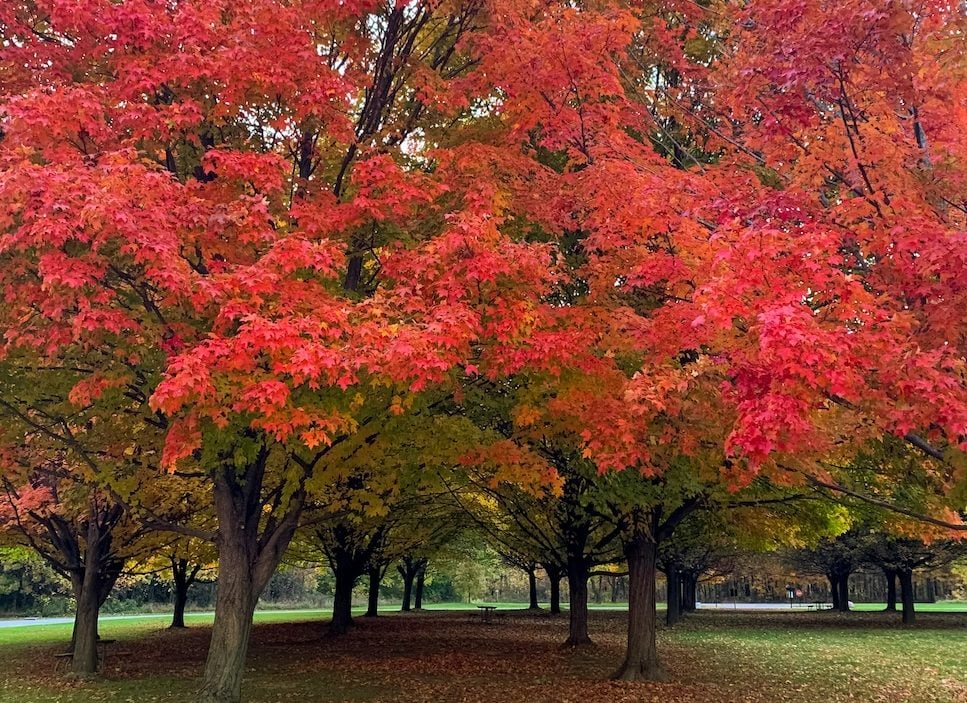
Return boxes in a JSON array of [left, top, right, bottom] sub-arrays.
[[0, 608, 964, 702]]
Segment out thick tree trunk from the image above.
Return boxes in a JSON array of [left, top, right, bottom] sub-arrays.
[[414, 564, 426, 610], [172, 583, 189, 629], [563, 558, 591, 647], [330, 567, 357, 635], [70, 572, 100, 676], [199, 547, 258, 703], [665, 564, 681, 627], [683, 574, 697, 612], [199, 455, 303, 703], [527, 565, 539, 610], [546, 565, 562, 615], [828, 574, 840, 610], [836, 574, 850, 612], [884, 569, 897, 611], [613, 532, 664, 681], [899, 570, 915, 625], [364, 566, 383, 617]]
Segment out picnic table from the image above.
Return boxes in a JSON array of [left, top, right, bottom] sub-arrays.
[[53, 639, 117, 672], [476, 605, 497, 623]]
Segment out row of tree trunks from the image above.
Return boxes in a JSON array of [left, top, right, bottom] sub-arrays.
[[399, 556, 427, 612]]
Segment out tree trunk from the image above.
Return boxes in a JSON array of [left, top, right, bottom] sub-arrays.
[[546, 565, 562, 615], [330, 566, 357, 635], [613, 531, 664, 681], [400, 563, 415, 612], [199, 546, 258, 703], [665, 564, 681, 627], [899, 570, 915, 625], [828, 574, 840, 610], [170, 558, 197, 629], [364, 566, 383, 617], [884, 569, 897, 611], [836, 574, 850, 612], [414, 563, 426, 610], [199, 456, 303, 703], [683, 574, 697, 612], [563, 557, 592, 647], [527, 565, 539, 610], [70, 572, 100, 677]]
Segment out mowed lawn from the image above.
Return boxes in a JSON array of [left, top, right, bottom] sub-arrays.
[[0, 608, 964, 703]]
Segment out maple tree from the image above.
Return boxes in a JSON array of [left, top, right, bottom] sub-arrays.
[[2, 0, 965, 697]]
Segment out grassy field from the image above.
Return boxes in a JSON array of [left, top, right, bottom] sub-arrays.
[[0, 607, 964, 703]]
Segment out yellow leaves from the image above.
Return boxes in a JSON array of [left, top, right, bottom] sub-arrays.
[[513, 404, 542, 427]]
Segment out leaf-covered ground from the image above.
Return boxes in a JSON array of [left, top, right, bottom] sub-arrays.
[[1, 609, 964, 703]]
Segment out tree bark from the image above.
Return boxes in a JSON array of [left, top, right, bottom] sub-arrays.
[[899, 569, 915, 625], [563, 557, 592, 647], [836, 574, 850, 612], [613, 531, 664, 681], [883, 569, 897, 612], [199, 544, 258, 703], [665, 564, 681, 627], [170, 558, 200, 629], [828, 574, 840, 610], [330, 566, 357, 635], [70, 571, 100, 676], [399, 563, 415, 612], [527, 565, 539, 610], [364, 566, 383, 617], [414, 563, 426, 610], [546, 564, 562, 615], [682, 573, 697, 612], [199, 455, 303, 703]]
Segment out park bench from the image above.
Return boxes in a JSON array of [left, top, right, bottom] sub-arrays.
[[53, 639, 117, 672], [476, 605, 497, 623], [806, 602, 833, 611]]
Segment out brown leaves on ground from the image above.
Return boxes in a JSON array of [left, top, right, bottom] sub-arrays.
[[3, 610, 966, 703]]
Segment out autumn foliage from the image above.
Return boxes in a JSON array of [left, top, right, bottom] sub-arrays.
[[0, 0, 964, 698]]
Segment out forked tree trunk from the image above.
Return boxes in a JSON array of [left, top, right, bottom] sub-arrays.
[[563, 557, 591, 647], [199, 456, 303, 703], [365, 566, 383, 617], [170, 558, 200, 629], [665, 564, 681, 627], [613, 532, 664, 682], [527, 565, 539, 610], [884, 569, 897, 611], [68, 530, 122, 677], [899, 570, 915, 625]]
